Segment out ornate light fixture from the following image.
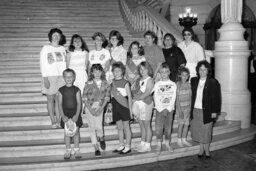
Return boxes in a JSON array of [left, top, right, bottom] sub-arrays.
[[179, 7, 198, 29]]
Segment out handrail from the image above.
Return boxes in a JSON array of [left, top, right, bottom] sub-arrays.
[[120, 0, 183, 45]]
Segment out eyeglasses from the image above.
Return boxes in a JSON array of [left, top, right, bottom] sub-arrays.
[[183, 33, 191, 36]]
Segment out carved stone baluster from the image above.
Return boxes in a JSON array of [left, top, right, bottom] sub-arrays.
[[145, 14, 149, 30], [149, 17, 153, 31], [141, 10, 145, 31], [157, 27, 163, 46], [153, 21, 157, 33]]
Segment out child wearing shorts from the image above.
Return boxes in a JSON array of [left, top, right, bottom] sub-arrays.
[[58, 68, 83, 159], [176, 66, 192, 147], [153, 62, 177, 153], [40, 28, 67, 128], [132, 61, 154, 152], [111, 62, 133, 154]]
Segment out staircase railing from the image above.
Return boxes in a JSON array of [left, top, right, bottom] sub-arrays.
[[120, 0, 182, 46]]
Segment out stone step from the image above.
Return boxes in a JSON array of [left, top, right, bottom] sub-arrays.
[[0, 121, 240, 147], [0, 124, 254, 171], [0, 84, 41, 93], [0, 121, 241, 158]]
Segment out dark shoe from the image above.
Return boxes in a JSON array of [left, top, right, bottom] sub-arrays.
[[95, 150, 101, 157], [99, 140, 106, 150], [205, 154, 211, 159], [119, 148, 131, 154], [197, 152, 204, 158], [113, 146, 125, 153]]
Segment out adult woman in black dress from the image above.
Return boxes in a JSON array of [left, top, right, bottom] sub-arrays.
[[190, 60, 221, 159], [162, 33, 186, 81]]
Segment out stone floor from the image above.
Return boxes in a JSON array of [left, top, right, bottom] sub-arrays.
[[100, 136, 256, 171]]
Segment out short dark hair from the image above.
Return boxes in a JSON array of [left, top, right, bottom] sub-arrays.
[[68, 34, 89, 52], [144, 30, 158, 44], [48, 28, 66, 45], [163, 33, 177, 47], [112, 61, 126, 76], [109, 30, 124, 46], [138, 61, 154, 78], [127, 41, 144, 58], [88, 64, 106, 81], [177, 66, 190, 82], [196, 60, 212, 77], [92, 32, 108, 48], [160, 62, 170, 71], [63, 68, 76, 77], [182, 28, 196, 41]]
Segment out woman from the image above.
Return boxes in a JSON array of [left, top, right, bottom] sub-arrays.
[[190, 60, 221, 159], [162, 33, 186, 81], [143, 30, 165, 79], [178, 28, 205, 78], [40, 28, 67, 128]]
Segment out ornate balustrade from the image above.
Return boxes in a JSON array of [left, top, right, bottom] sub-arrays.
[[120, 0, 182, 46]]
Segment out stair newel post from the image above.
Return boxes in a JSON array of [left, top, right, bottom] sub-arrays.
[[145, 14, 149, 30], [157, 27, 163, 46], [149, 17, 153, 31]]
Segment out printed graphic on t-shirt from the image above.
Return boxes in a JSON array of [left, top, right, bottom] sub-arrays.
[[90, 54, 95, 61], [55, 52, 63, 62], [156, 85, 174, 104], [47, 53, 55, 64], [100, 54, 105, 61]]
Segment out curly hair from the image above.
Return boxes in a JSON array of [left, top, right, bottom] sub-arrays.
[[195, 60, 212, 77], [112, 61, 126, 76], [48, 28, 66, 45], [88, 64, 106, 81], [68, 34, 89, 52], [127, 41, 144, 58], [176, 66, 190, 82], [109, 30, 124, 47], [92, 32, 108, 48], [144, 30, 158, 44]]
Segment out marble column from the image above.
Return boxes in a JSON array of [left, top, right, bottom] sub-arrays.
[[214, 0, 251, 128]]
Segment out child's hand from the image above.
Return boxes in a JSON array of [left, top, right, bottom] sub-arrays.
[[72, 115, 78, 122], [212, 113, 217, 118], [95, 107, 103, 116], [63, 116, 69, 123]]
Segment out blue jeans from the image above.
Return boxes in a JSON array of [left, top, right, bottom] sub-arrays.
[[155, 110, 174, 141]]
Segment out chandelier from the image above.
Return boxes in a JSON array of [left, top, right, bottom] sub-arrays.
[[179, 7, 198, 29]]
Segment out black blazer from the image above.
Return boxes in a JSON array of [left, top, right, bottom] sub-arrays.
[[190, 77, 221, 124]]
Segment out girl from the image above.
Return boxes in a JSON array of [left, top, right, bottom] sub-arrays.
[[88, 32, 111, 81], [176, 66, 192, 147], [109, 30, 127, 65], [83, 64, 110, 157], [40, 28, 67, 128], [67, 34, 89, 95], [58, 68, 83, 159], [125, 41, 146, 86], [132, 61, 154, 152], [111, 62, 133, 154]]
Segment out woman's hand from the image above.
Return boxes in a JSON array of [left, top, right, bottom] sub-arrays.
[[72, 115, 78, 122], [44, 77, 50, 89], [212, 113, 217, 118]]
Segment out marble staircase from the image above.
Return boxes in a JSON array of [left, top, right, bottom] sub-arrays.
[[0, 0, 256, 170]]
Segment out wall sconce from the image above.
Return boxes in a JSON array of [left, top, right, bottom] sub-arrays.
[[178, 7, 198, 29]]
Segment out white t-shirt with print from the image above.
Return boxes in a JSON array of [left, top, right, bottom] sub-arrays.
[[89, 48, 111, 69]]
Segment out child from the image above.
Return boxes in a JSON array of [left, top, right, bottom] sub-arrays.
[[83, 64, 110, 157], [132, 61, 154, 152], [125, 41, 146, 86], [40, 28, 67, 128], [153, 62, 177, 153], [111, 62, 133, 154], [176, 66, 192, 147], [58, 68, 83, 159], [89, 32, 111, 82], [67, 34, 89, 95]]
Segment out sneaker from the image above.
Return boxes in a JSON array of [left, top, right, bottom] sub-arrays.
[[119, 147, 131, 154], [177, 138, 184, 147], [64, 149, 71, 160], [56, 122, 61, 128], [95, 150, 101, 157], [137, 145, 151, 152], [99, 140, 106, 150], [113, 146, 125, 153], [166, 143, 174, 152], [74, 149, 82, 159], [182, 139, 192, 147], [51, 124, 57, 129], [134, 142, 145, 151]]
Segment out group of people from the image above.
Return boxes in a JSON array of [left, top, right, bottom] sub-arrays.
[[40, 27, 221, 160]]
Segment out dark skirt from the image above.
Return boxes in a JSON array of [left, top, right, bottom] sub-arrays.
[[190, 108, 213, 143]]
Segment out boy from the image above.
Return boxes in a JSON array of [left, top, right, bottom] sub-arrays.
[[58, 68, 83, 159], [153, 62, 177, 153]]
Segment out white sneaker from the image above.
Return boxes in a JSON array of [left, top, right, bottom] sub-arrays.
[[182, 139, 192, 147], [137, 145, 151, 152], [51, 124, 57, 129], [166, 143, 174, 152], [177, 138, 184, 147], [155, 144, 161, 154], [134, 142, 144, 151]]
